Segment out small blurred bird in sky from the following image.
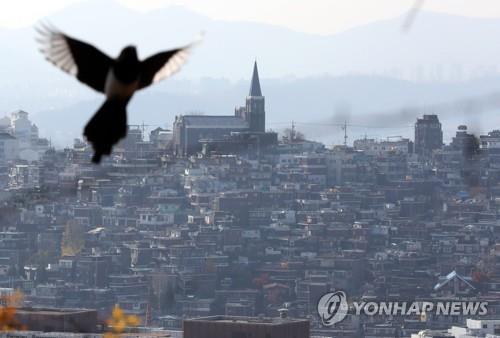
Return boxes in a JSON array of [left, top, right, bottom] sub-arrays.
[[37, 23, 202, 163], [402, 0, 425, 32]]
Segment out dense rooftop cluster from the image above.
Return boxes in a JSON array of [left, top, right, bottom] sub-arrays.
[[0, 65, 500, 338], [0, 112, 500, 337]]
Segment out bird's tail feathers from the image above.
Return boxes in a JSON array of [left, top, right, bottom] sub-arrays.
[[84, 99, 128, 164]]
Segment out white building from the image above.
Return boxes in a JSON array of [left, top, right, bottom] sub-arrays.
[[353, 137, 411, 156], [411, 330, 453, 338], [0, 117, 10, 131], [0, 132, 18, 162], [9, 164, 40, 189], [0, 110, 50, 161], [480, 130, 500, 150], [10, 110, 35, 151], [449, 318, 500, 337]]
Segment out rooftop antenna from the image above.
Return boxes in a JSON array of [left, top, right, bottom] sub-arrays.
[[141, 121, 146, 140], [342, 121, 348, 146]]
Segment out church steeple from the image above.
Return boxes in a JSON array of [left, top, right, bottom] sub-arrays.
[[249, 61, 262, 97], [235, 61, 266, 132], [244, 61, 265, 132]]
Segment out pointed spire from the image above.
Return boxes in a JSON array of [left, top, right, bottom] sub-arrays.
[[249, 60, 262, 97]]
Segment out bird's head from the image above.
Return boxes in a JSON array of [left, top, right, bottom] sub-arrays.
[[118, 46, 138, 63], [115, 45, 140, 82]]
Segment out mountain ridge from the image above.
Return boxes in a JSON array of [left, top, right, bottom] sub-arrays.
[[1, 1, 500, 146]]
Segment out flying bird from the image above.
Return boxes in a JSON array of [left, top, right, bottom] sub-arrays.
[[36, 23, 201, 163], [402, 0, 425, 32]]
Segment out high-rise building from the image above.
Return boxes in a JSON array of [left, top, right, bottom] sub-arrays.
[[450, 125, 479, 157], [414, 114, 443, 156]]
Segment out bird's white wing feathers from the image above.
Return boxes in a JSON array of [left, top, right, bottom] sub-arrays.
[[139, 33, 203, 89], [36, 24, 78, 76], [152, 48, 191, 83], [37, 23, 201, 92], [36, 23, 113, 93]]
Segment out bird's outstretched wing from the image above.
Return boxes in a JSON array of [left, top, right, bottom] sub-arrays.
[[138, 34, 203, 89], [36, 23, 113, 93]]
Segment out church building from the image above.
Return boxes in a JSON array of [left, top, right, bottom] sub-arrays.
[[173, 62, 276, 156]]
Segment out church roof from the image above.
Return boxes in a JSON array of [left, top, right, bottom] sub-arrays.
[[182, 115, 249, 129], [249, 61, 262, 97]]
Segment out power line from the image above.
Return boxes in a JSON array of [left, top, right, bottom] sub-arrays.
[[268, 121, 414, 129]]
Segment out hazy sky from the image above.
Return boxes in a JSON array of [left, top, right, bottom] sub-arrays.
[[3, 0, 500, 34]]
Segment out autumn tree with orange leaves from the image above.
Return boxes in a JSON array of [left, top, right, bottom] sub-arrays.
[[0, 290, 26, 331], [104, 304, 141, 338]]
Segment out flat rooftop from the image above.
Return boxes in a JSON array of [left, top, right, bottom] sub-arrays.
[[184, 316, 309, 325], [16, 307, 96, 316]]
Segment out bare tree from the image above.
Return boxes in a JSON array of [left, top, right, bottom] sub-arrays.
[[282, 128, 305, 142]]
